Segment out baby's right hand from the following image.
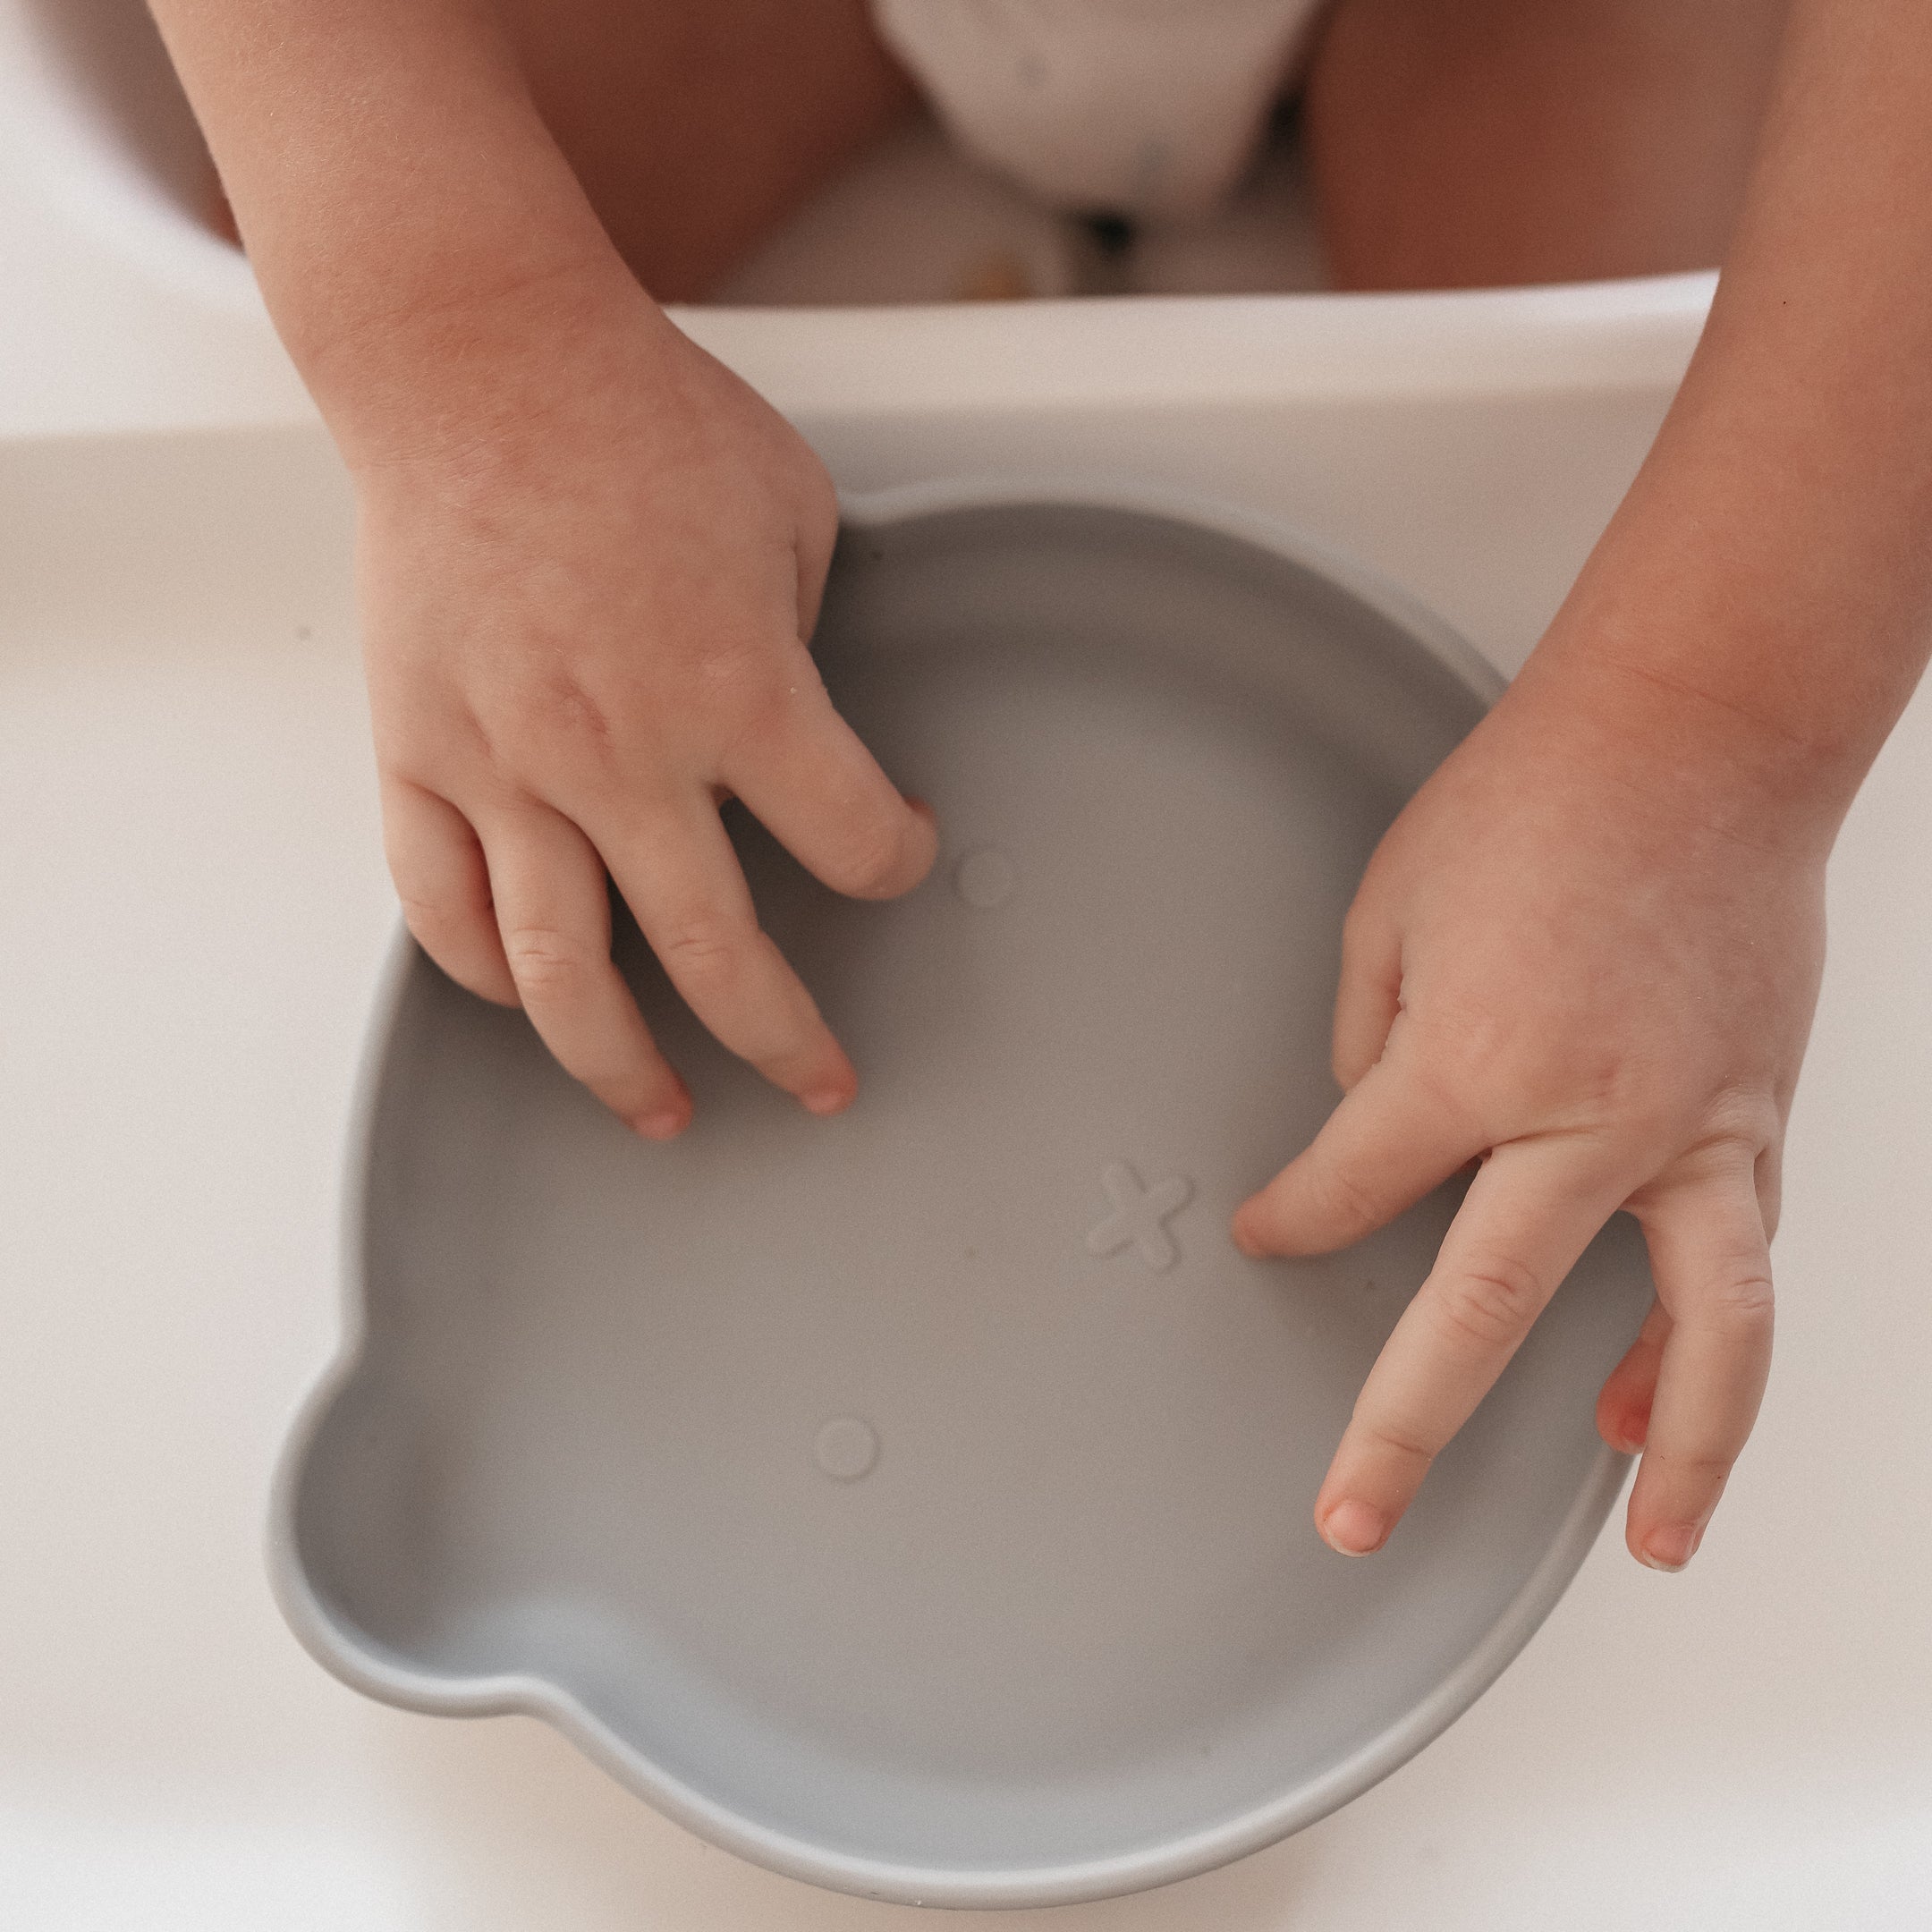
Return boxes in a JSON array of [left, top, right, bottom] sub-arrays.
[[356, 306, 936, 1137]]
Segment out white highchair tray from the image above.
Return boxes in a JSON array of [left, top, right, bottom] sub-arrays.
[[270, 488, 1648, 1909]]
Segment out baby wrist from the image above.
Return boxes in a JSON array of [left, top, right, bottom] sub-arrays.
[[306, 249, 671, 480], [1498, 640, 1859, 859]]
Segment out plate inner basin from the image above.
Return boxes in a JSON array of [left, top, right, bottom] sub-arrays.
[[292, 506, 1648, 1877]]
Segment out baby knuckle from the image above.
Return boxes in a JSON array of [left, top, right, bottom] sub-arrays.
[[1358, 1415, 1436, 1467], [1307, 1161, 1386, 1243], [1679, 1115, 1780, 1184], [690, 627, 786, 708], [1559, 1043, 1650, 1118], [515, 667, 627, 767], [397, 892, 479, 947], [1406, 1055, 1492, 1143], [655, 913, 747, 993], [1699, 1267, 1775, 1337], [503, 925, 597, 1001], [1648, 1445, 1736, 1483], [1705, 1081, 1782, 1138], [716, 666, 798, 753], [1418, 1001, 1512, 1080], [1436, 1253, 1546, 1349]]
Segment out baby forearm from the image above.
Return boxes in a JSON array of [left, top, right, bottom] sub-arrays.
[[1521, 0, 1932, 835], [146, 0, 650, 467]]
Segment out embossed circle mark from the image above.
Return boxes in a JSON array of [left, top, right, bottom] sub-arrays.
[[815, 1417, 879, 1482], [953, 848, 1016, 911]]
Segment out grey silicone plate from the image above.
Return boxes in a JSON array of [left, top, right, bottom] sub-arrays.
[[273, 488, 1649, 1909]]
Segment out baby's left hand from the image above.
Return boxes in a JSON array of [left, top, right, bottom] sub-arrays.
[[1232, 655, 1829, 1571]]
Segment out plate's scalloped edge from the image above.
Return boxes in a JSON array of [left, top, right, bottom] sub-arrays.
[[266, 478, 1631, 1911]]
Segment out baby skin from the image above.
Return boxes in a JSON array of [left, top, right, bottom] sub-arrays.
[[148, 0, 1932, 1572]]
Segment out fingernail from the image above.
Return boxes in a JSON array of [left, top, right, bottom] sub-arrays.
[[801, 1086, 852, 1118], [1320, 1499, 1387, 1556], [634, 1109, 688, 1141], [1639, 1521, 1703, 1572]]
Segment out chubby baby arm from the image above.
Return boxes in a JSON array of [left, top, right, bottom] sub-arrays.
[[147, 0, 936, 1133], [1238, 0, 1932, 1569]]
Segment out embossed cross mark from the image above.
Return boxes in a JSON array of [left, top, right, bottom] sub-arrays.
[[1086, 1161, 1193, 1273]]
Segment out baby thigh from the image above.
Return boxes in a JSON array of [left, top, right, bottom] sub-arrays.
[[1302, 0, 1791, 289], [487, 0, 917, 300]]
